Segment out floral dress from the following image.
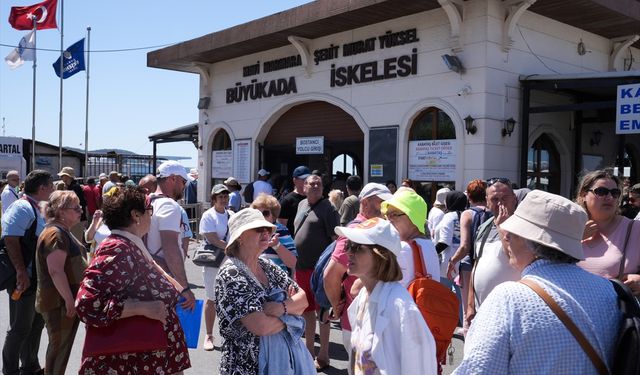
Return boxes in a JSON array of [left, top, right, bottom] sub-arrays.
[[75, 230, 191, 375], [215, 257, 299, 375]]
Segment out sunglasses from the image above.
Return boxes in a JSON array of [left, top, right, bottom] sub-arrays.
[[486, 177, 512, 187], [589, 187, 621, 199], [253, 227, 272, 234]]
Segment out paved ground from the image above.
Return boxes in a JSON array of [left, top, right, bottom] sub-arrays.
[[0, 241, 464, 374]]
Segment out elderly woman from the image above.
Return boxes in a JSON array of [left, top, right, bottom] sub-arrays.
[[75, 186, 190, 374], [336, 217, 437, 375], [454, 190, 622, 374], [382, 189, 440, 285], [214, 208, 311, 374], [576, 170, 640, 293], [198, 183, 233, 351], [251, 193, 297, 275], [34, 190, 88, 374]]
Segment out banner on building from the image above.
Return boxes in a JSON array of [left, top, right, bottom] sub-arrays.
[[616, 83, 640, 134], [408, 139, 456, 181]]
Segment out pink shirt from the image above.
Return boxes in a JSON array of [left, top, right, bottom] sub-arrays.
[[579, 217, 640, 279]]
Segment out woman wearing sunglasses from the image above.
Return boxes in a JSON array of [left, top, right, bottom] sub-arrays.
[[336, 217, 437, 375], [251, 193, 298, 276], [576, 169, 640, 294], [214, 208, 311, 374]]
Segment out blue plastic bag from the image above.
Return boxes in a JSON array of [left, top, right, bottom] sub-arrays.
[[176, 299, 204, 349]]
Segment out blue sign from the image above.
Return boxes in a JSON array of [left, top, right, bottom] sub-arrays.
[[616, 83, 640, 134]]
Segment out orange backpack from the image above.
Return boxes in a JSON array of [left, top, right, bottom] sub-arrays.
[[407, 240, 460, 365]]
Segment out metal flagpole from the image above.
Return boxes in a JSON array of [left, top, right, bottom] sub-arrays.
[[57, 0, 64, 167], [31, 17, 37, 171], [84, 27, 91, 178]]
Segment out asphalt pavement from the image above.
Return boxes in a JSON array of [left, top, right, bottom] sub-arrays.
[[0, 241, 463, 374]]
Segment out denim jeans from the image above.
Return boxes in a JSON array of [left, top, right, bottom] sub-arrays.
[[2, 289, 45, 375]]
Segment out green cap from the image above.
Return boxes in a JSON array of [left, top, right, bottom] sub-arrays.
[[381, 190, 428, 234]]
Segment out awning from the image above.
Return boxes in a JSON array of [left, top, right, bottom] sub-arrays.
[[148, 123, 199, 168]]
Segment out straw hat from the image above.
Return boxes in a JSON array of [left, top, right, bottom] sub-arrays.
[[57, 166, 75, 179], [500, 190, 588, 260], [226, 208, 275, 250]]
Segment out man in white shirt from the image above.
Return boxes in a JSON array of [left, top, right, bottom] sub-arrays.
[[252, 169, 273, 200], [147, 160, 196, 310], [1, 170, 20, 214]]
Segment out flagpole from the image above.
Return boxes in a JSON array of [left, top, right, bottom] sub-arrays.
[[84, 27, 91, 178], [31, 18, 37, 172], [57, 0, 64, 167]]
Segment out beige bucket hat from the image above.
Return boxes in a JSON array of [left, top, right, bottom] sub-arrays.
[[226, 208, 275, 250], [500, 190, 588, 260]]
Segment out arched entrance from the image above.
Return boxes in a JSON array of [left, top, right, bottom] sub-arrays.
[[263, 101, 363, 196], [526, 133, 560, 193], [407, 107, 456, 204], [210, 128, 232, 186]]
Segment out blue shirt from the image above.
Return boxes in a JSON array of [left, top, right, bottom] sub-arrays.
[[228, 191, 241, 212], [454, 259, 622, 375], [1, 196, 45, 237]]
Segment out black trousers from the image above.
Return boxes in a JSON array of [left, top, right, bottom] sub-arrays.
[[2, 289, 45, 375]]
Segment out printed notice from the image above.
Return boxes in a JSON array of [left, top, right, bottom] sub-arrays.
[[212, 150, 232, 179], [233, 139, 251, 183], [408, 139, 456, 181]]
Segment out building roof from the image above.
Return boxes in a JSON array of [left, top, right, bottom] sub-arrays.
[[148, 0, 640, 72], [148, 123, 198, 144]]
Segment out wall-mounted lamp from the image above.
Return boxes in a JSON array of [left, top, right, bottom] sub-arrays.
[[502, 118, 516, 137], [197, 97, 211, 110], [442, 54, 465, 74], [464, 115, 477, 135], [590, 130, 603, 146]]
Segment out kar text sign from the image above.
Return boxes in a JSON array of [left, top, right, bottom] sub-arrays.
[[616, 83, 640, 134]]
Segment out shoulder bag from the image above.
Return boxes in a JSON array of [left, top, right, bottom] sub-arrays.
[[192, 210, 229, 268], [83, 315, 168, 357]]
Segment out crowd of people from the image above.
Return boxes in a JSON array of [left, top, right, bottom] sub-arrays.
[[0, 162, 639, 375]]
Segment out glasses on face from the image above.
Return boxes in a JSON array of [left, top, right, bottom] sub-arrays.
[[253, 227, 272, 234], [260, 210, 272, 218], [589, 187, 621, 199], [385, 211, 406, 220], [487, 177, 512, 187], [347, 242, 371, 254], [64, 205, 82, 213]]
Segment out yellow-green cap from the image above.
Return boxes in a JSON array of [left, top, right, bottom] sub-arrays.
[[381, 190, 428, 234]]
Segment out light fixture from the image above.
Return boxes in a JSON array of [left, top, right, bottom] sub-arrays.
[[464, 115, 477, 135], [502, 117, 516, 137], [197, 97, 211, 110], [590, 130, 603, 146], [442, 54, 465, 74]]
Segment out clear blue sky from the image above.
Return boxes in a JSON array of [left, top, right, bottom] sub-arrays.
[[0, 0, 312, 169]]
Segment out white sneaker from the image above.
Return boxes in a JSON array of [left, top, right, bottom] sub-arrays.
[[203, 334, 215, 351]]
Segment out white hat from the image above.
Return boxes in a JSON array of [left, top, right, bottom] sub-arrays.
[[358, 183, 393, 201], [334, 217, 402, 258], [257, 169, 270, 177], [434, 187, 451, 206], [500, 190, 588, 260], [226, 208, 276, 250], [189, 168, 199, 177], [157, 160, 189, 181]]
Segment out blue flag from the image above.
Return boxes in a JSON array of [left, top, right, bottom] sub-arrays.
[[52, 38, 85, 79]]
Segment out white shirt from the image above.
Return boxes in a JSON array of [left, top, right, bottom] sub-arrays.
[[1, 185, 19, 214], [199, 207, 231, 243], [427, 206, 445, 238], [146, 195, 183, 260], [397, 238, 440, 287], [433, 212, 461, 277], [252, 180, 273, 199], [348, 281, 437, 375]]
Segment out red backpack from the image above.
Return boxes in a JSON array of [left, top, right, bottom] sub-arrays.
[[407, 240, 460, 366]]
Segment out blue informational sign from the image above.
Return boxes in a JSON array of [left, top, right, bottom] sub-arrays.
[[616, 83, 640, 134]]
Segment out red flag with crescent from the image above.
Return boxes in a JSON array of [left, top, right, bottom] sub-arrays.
[[8, 0, 58, 30]]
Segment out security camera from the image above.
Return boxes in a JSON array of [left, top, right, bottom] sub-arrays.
[[457, 85, 472, 96]]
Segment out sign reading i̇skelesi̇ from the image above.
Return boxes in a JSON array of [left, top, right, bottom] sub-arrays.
[[616, 83, 640, 134]]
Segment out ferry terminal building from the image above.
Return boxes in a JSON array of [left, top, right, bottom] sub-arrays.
[[148, 0, 640, 205]]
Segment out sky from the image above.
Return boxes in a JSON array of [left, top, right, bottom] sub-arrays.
[[0, 0, 312, 170]]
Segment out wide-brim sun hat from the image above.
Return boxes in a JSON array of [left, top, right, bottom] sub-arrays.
[[500, 189, 588, 260], [334, 217, 402, 258], [381, 190, 428, 235], [226, 208, 276, 250], [57, 166, 75, 178]]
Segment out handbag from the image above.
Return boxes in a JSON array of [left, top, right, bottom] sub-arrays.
[[82, 315, 168, 357], [0, 244, 16, 291], [192, 244, 226, 268]]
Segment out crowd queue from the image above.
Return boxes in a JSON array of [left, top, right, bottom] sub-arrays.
[[0, 162, 639, 375]]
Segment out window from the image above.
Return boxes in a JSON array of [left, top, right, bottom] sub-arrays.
[[527, 134, 560, 193], [332, 153, 358, 177]]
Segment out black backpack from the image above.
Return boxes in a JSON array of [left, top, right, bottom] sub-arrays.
[[243, 181, 255, 204], [469, 207, 492, 261], [610, 279, 640, 375]]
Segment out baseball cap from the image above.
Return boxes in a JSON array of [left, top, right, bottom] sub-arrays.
[[99, 173, 107, 179], [334, 217, 402, 258], [381, 190, 428, 235], [211, 184, 230, 195], [631, 183, 640, 193], [258, 169, 270, 177], [359, 183, 393, 201], [292, 166, 311, 179], [224, 177, 241, 189], [157, 160, 189, 181]]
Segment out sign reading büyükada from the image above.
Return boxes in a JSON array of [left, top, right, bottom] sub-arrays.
[[0, 137, 22, 156]]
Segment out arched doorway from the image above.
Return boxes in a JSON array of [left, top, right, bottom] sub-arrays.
[[211, 129, 232, 187], [527, 134, 560, 193], [263, 101, 363, 196], [407, 107, 456, 204]]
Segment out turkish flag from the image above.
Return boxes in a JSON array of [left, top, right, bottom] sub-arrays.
[[8, 0, 58, 30]]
